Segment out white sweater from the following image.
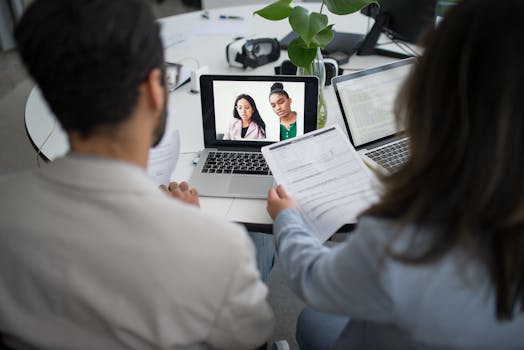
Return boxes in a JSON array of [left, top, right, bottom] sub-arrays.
[[0, 155, 274, 350]]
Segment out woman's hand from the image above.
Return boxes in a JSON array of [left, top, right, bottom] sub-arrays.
[[160, 181, 200, 207], [267, 185, 297, 219]]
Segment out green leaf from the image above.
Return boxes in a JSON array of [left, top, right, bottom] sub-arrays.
[[289, 7, 329, 47], [324, 0, 378, 15], [288, 37, 317, 68], [253, 0, 293, 21], [311, 24, 334, 48]]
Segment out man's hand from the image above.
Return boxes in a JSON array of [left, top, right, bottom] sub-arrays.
[[267, 185, 297, 220], [160, 181, 200, 207]]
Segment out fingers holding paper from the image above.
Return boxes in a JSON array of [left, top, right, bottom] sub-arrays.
[[267, 184, 297, 220]]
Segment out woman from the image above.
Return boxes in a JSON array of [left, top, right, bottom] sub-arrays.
[[269, 83, 297, 140], [266, 0, 524, 348], [223, 94, 266, 140]]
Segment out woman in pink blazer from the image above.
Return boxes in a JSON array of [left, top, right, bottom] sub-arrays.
[[224, 94, 266, 140]]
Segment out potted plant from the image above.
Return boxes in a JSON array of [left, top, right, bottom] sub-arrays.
[[255, 0, 378, 128]]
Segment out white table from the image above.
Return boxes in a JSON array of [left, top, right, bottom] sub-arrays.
[[24, 4, 404, 231]]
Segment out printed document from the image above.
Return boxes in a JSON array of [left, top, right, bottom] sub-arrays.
[[147, 129, 180, 186], [262, 125, 378, 242]]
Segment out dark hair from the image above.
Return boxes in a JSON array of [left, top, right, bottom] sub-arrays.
[[363, 0, 524, 320], [233, 94, 266, 133], [15, 0, 164, 138], [269, 82, 289, 98]]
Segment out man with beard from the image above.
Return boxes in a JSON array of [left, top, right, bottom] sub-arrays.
[[0, 0, 274, 349]]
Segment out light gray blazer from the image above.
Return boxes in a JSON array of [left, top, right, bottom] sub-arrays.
[[274, 209, 524, 349], [223, 118, 266, 140]]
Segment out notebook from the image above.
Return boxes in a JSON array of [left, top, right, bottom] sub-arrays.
[[332, 58, 415, 173], [189, 74, 319, 198]]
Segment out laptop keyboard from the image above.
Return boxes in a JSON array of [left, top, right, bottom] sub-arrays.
[[201, 151, 272, 175], [364, 138, 409, 172]]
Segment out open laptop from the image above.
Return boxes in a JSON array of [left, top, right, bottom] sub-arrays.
[[189, 75, 318, 198], [332, 58, 415, 173]]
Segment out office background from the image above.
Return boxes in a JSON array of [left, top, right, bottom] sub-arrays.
[[0, 1, 310, 348]]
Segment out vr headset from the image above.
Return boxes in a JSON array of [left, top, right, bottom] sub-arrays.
[[226, 37, 280, 69]]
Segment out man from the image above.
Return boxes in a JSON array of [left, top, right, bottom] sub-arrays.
[[0, 0, 273, 349]]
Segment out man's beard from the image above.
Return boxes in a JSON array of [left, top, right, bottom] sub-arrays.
[[151, 90, 168, 147]]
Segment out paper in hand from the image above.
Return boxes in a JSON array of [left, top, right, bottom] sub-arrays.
[[147, 129, 180, 186], [262, 125, 378, 242]]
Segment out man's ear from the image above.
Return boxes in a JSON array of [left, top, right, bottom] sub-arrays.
[[145, 68, 165, 113]]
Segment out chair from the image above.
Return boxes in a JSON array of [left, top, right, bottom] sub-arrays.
[[0, 335, 16, 350]]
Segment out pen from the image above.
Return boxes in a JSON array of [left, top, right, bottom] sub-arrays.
[[219, 14, 244, 20]]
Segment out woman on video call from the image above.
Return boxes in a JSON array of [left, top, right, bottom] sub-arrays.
[[223, 94, 266, 140], [269, 83, 297, 141], [266, 0, 524, 348]]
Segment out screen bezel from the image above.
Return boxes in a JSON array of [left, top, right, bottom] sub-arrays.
[[332, 58, 415, 148], [200, 74, 319, 148]]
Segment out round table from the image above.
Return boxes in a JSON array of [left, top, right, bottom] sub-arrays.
[[24, 3, 401, 160], [22, 3, 405, 229]]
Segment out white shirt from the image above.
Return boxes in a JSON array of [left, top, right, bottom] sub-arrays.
[[0, 155, 274, 350]]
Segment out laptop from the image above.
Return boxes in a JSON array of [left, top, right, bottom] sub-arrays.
[[332, 58, 415, 173], [189, 74, 319, 198]]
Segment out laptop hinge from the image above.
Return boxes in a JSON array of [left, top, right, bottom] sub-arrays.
[[216, 146, 260, 152]]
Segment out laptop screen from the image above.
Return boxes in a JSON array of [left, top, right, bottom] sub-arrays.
[[200, 75, 319, 148], [333, 58, 415, 147]]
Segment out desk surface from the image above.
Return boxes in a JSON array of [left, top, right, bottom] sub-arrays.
[[24, 4, 406, 231]]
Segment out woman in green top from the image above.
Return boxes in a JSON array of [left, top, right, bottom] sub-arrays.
[[269, 83, 297, 140]]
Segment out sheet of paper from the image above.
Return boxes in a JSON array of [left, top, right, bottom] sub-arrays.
[[161, 32, 192, 48], [262, 125, 378, 242], [147, 129, 180, 186]]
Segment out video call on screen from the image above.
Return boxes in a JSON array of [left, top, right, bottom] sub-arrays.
[[213, 81, 306, 142]]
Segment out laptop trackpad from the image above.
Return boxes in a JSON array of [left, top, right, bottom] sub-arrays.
[[228, 176, 274, 196]]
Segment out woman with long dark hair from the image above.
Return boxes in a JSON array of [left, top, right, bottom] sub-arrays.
[[224, 94, 266, 140], [266, 0, 524, 348]]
